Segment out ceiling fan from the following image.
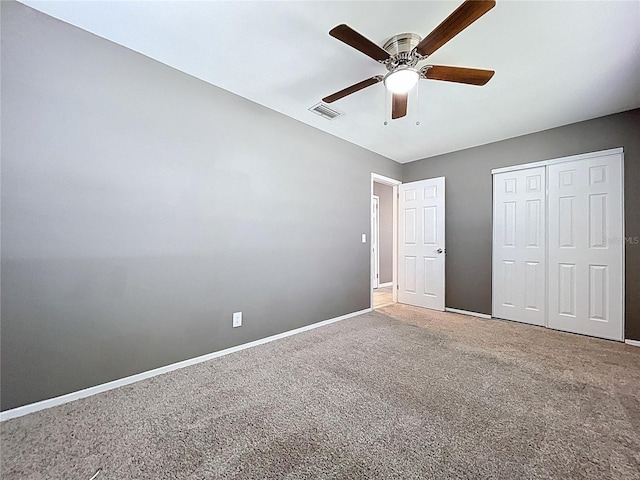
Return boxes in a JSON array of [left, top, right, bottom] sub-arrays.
[[322, 0, 496, 120]]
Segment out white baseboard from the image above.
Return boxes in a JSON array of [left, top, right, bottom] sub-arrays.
[[377, 282, 393, 288], [625, 339, 640, 347], [445, 308, 492, 319], [0, 307, 372, 422]]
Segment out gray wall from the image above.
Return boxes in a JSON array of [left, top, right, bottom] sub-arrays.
[[3, 1, 638, 413], [373, 182, 393, 284], [403, 108, 640, 341], [0, 2, 402, 411]]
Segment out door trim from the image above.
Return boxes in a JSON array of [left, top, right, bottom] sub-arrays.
[[372, 195, 380, 289], [491, 147, 623, 174], [371, 173, 402, 308]]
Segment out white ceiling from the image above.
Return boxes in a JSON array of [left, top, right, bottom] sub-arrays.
[[20, 1, 640, 164]]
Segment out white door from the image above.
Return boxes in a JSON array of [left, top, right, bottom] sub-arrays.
[[492, 167, 546, 326], [372, 196, 380, 289], [398, 178, 445, 311], [547, 152, 624, 340]]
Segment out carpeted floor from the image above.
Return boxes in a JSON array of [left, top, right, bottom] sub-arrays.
[[2, 304, 640, 479]]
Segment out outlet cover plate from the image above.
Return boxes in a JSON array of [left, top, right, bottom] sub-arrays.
[[232, 312, 242, 328]]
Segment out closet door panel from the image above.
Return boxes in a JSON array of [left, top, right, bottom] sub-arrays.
[[492, 167, 546, 326], [548, 153, 623, 341]]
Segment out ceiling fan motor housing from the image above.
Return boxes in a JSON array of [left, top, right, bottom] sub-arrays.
[[382, 33, 424, 71], [383, 33, 422, 55]]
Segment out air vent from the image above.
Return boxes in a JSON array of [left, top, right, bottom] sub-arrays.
[[309, 103, 344, 120]]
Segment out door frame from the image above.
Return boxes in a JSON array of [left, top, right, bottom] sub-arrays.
[[372, 195, 380, 289], [491, 146, 625, 341], [371, 173, 402, 308]]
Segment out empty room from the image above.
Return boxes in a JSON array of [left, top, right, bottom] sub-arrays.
[[1, 1, 639, 478]]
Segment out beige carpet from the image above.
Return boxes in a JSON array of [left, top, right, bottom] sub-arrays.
[[2, 304, 639, 479]]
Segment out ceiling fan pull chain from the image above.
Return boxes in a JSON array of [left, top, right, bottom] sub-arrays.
[[384, 85, 390, 125], [415, 80, 421, 126]]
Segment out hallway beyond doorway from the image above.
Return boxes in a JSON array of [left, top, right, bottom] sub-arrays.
[[373, 286, 393, 309]]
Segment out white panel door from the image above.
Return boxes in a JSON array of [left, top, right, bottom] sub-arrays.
[[548, 153, 624, 340], [398, 177, 445, 311], [493, 167, 546, 326]]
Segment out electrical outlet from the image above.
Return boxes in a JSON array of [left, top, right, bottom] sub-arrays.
[[232, 312, 242, 328], [362, 233, 366, 243]]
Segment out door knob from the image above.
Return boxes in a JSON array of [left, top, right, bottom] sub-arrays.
[[436, 248, 443, 254]]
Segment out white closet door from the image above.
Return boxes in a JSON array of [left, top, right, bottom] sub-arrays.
[[398, 177, 445, 311], [492, 167, 546, 326], [548, 153, 624, 341]]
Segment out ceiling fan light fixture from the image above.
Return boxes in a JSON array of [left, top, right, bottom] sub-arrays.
[[384, 68, 420, 94]]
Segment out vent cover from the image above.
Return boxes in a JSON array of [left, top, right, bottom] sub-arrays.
[[309, 103, 344, 120]]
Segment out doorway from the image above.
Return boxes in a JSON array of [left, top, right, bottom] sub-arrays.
[[371, 173, 401, 309]]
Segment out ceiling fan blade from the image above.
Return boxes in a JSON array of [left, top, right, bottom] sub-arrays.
[[416, 0, 496, 57], [322, 76, 382, 103], [424, 65, 495, 85], [392, 93, 408, 119], [329, 24, 390, 62]]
